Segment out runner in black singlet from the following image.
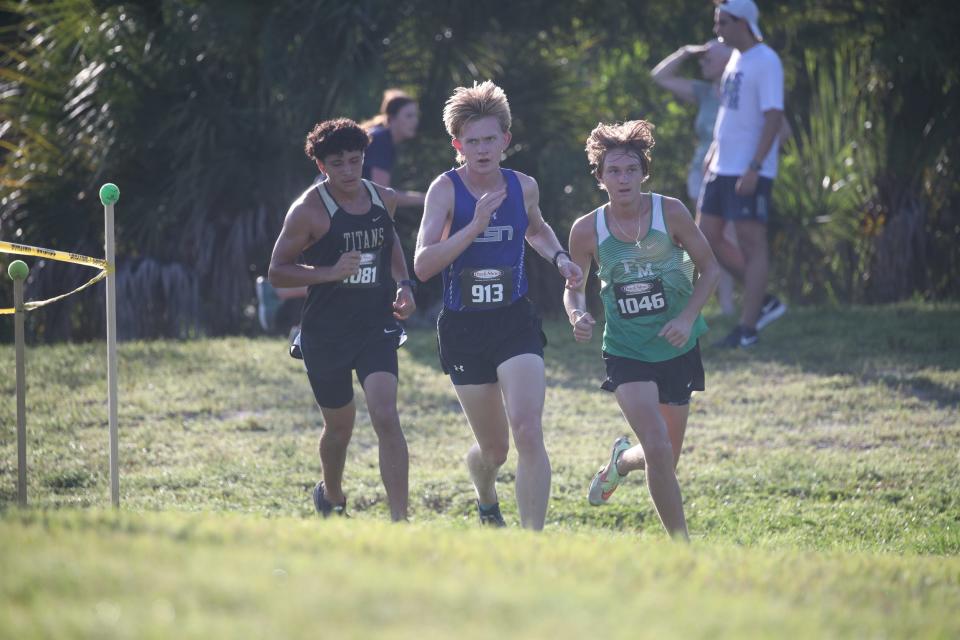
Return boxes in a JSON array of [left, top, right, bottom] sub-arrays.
[[268, 118, 416, 522]]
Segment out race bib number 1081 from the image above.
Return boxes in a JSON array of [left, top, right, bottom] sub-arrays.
[[342, 251, 381, 288]]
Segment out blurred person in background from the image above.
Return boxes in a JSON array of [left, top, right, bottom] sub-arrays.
[[699, 0, 787, 348], [652, 39, 737, 316], [360, 89, 427, 209]]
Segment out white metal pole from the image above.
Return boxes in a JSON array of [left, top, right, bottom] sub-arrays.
[[10, 261, 29, 507], [100, 184, 120, 508]]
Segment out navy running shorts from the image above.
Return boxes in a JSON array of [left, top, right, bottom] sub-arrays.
[[437, 297, 546, 386], [699, 173, 774, 223], [300, 324, 402, 409], [600, 342, 704, 406]]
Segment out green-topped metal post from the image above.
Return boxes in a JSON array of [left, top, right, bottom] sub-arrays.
[[9, 259, 29, 506], [100, 183, 120, 507]]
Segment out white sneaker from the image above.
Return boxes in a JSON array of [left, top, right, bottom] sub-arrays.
[[756, 295, 787, 331]]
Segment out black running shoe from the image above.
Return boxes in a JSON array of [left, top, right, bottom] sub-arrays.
[[477, 500, 506, 527], [312, 481, 347, 518], [714, 326, 743, 349], [756, 294, 787, 331]]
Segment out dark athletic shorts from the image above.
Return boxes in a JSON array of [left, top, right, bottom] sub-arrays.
[[437, 297, 546, 386], [600, 342, 705, 406], [699, 173, 774, 223], [300, 323, 403, 409]]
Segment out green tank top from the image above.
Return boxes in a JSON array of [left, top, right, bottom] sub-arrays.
[[596, 193, 708, 362]]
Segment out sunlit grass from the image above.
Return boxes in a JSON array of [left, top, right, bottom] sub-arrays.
[[1, 302, 958, 637]]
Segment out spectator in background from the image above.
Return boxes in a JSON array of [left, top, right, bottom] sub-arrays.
[[360, 89, 427, 209], [652, 39, 737, 316], [699, 0, 788, 348]]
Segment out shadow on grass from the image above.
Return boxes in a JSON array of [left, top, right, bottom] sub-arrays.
[[397, 302, 960, 414], [701, 303, 960, 408]]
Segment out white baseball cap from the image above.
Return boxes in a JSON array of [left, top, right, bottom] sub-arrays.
[[719, 0, 763, 42]]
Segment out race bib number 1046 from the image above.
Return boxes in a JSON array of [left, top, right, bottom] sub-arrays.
[[614, 279, 668, 319]]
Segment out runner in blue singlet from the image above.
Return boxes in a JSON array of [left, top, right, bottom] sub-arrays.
[[413, 81, 582, 531]]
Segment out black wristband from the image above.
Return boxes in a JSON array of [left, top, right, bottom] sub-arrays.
[[749, 160, 762, 172], [398, 279, 417, 292], [552, 250, 571, 268]]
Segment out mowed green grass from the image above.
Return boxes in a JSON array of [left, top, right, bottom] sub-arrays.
[[1, 302, 959, 638]]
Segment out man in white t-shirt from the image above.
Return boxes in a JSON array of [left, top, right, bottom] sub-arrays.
[[699, 0, 787, 348]]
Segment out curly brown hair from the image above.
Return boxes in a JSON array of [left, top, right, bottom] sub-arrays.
[[304, 118, 369, 163], [584, 120, 656, 181]]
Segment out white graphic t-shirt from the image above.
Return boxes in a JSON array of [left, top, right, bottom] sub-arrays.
[[709, 43, 784, 178]]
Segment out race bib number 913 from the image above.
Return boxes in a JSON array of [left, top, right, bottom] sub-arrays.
[[614, 279, 668, 319], [460, 266, 512, 309], [342, 251, 381, 289]]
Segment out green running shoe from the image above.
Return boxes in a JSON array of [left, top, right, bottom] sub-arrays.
[[588, 436, 632, 506]]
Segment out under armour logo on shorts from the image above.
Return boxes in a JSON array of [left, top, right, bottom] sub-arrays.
[[454, 364, 465, 372]]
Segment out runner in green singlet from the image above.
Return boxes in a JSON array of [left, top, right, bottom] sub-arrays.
[[563, 120, 720, 540]]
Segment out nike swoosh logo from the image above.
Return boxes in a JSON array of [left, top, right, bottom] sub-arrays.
[[373, 215, 384, 221], [384, 328, 399, 334]]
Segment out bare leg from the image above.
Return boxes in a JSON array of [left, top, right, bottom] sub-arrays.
[[734, 220, 768, 329], [699, 213, 746, 280], [453, 383, 510, 507], [616, 402, 690, 473], [716, 222, 739, 316], [498, 354, 551, 530], [361, 371, 408, 522], [614, 381, 688, 540], [317, 402, 356, 505]]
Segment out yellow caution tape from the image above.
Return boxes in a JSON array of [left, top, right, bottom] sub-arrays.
[[1, 240, 110, 269], [1, 240, 112, 314]]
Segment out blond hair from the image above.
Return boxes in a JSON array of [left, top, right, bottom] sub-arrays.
[[584, 120, 656, 182], [442, 80, 512, 156]]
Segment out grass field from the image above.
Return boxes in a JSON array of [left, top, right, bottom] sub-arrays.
[[2, 303, 959, 638]]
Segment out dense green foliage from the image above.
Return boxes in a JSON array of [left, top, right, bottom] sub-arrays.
[[1, 1, 958, 339]]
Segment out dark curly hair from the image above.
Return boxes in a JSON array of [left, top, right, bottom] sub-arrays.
[[304, 118, 369, 163], [584, 120, 656, 182]]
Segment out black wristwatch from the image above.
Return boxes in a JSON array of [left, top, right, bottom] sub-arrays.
[[552, 250, 571, 268], [398, 279, 418, 292], [748, 160, 763, 172]]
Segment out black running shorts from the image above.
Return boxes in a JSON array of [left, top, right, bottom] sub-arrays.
[[437, 297, 546, 386], [699, 173, 774, 223], [300, 324, 402, 409], [600, 342, 704, 406]]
